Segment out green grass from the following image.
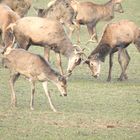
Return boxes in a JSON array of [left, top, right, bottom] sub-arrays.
[[0, 0, 140, 139]]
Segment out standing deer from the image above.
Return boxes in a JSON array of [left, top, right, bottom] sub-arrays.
[[84, 20, 140, 81], [70, 0, 124, 43], [1, 46, 67, 112], [7, 17, 84, 76]]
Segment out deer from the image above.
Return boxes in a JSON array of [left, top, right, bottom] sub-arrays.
[[7, 17, 84, 76], [34, 0, 75, 38], [70, 0, 124, 44], [84, 20, 140, 81], [0, 3, 20, 50], [1, 42, 67, 112], [1, 0, 32, 17]]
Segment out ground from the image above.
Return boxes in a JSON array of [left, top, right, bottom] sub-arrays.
[[0, 0, 140, 139]]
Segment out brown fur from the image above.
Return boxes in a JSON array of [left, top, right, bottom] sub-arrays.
[[0, 4, 20, 47], [2, 48, 67, 111], [87, 20, 140, 81], [70, 0, 124, 43], [1, 0, 32, 17], [90, 20, 140, 57], [34, 0, 75, 37], [8, 17, 83, 75], [12, 17, 73, 56]]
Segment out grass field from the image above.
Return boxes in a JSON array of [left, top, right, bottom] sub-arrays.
[[0, 0, 140, 139]]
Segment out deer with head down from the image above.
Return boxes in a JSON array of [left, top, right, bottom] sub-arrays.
[[70, 0, 124, 43], [84, 20, 140, 81], [1, 0, 32, 17], [1, 42, 67, 112], [7, 17, 84, 76]]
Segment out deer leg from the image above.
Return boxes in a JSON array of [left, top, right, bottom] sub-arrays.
[[107, 52, 114, 82], [92, 27, 98, 42], [68, 20, 80, 39], [29, 80, 35, 110], [56, 53, 64, 75], [123, 50, 130, 80], [66, 24, 75, 39], [42, 81, 57, 112], [44, 47, 50, 62], [9, 73, 20, 107], [118, 47, 124, 81], [86, 24, 97, 44], [2, 30, 9, 47], [75, 22, 81, 44], [118, 48, 130, 81]]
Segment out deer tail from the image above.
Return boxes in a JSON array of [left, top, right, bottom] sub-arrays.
[[134, 28, 140, 52]]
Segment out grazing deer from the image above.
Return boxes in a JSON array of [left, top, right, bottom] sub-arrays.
[[84, 20, 140, 81], [70, 0, 124, 43], [1, 0, 32, 17], [0, 4, 20, 48], [7, 17, 84, 76], [34, 0, 75, 38], [1, 44, 67, 112]]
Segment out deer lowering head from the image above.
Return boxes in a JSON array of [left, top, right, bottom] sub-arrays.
[[66, 45, 85, 74], [84, 54, 101, 78], [1, 45, 68, 111]]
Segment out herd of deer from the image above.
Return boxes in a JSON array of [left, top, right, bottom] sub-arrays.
[[0, 0, 140, 112]]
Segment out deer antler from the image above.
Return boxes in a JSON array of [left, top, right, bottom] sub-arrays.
[[73, 44, 82, 51]]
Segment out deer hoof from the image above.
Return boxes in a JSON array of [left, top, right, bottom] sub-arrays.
[[117, 77, 124, 81], [53, 109, 57, 112], [11, 101, 17, 107], [124, 74, 128, 80], [30, 107, 34, 111], [107, 78, 111, 82]]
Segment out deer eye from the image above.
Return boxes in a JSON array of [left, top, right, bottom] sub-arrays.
[[75, 58, 81, 65]]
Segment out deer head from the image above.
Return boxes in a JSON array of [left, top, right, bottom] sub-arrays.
[[84, 54, 101, 78], [67, 46, 85, 75], [55, 75, 67, 96]]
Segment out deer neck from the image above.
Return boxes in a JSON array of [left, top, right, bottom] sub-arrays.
[[60, 41, 73, 58], [100, 0, 115, 21], [89, 43, 111, 62], [46, 67, 60, 83]]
